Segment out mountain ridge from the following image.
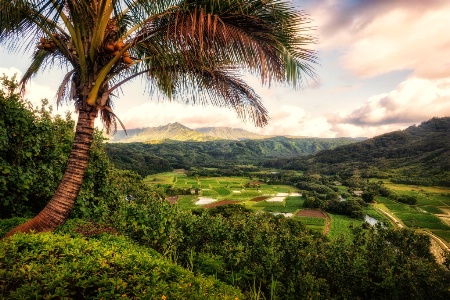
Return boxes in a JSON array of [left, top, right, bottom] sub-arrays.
[[108, 122, 318, 143], [274, 117, 450, 186]]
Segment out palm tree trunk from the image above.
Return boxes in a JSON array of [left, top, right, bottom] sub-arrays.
[[4, 108, 96, 238]]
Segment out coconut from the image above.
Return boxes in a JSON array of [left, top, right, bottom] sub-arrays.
[[123, 56, 133, 64], [113, 51, 120, 57], [37, 45, 45, 50], [43, 43, 52, 49], [123, 51, 130, 57], [105, 44, 115, 52], [114, 41, 125, 51]]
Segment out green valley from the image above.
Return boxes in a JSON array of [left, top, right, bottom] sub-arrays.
[[2, 78, 450, 299]]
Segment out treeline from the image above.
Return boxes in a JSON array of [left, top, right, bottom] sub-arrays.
[[264, 117, 450, 186], [104, 136, 361, 176]]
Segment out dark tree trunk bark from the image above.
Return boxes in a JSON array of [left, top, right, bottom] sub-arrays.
[[4, 108, 96, 238]]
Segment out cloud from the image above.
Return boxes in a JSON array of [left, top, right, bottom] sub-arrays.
[[117, 101, 337, 138], [327, 77, 450, 136], [308, 0, 450, 79], [0, 67, 22, 81], [0, 66, 72, 116]]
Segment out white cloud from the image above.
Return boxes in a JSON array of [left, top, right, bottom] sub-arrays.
[[327, 77, 450, 136], [0, 66, 73, 116], [0, 67, 22, 79], [311, 0, 450, 79]]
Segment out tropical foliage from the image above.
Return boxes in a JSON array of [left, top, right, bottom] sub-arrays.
[[0, 233, 242, 299], [0, 77, 73, 218], [1, 96, 449, 299], [0, 0, 316, 235]]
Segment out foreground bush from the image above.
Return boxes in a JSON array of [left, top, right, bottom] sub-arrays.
[[0, 77, 73, 218], [0, 233, 242, 299]]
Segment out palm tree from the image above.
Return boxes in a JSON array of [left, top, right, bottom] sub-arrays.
[[1, 0, 316, 237]]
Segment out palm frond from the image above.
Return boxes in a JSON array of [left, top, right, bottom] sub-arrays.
[[56, 70, 76, 107], [2, 0, 317, 129], [19, 49, 53, 93]]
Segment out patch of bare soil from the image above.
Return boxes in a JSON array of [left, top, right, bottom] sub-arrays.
[[296, 210, 326, 218], [251, 196, 270, 202], [430, 239, 446, 264], [203, 200, 240, 208]]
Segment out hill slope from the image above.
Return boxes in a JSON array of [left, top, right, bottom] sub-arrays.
[[196, 126, 271, 140], [105, 136, 362, 176], [109, 122, 272, 142], [109, 122, 219, 142], [279, 117, 450, 186]]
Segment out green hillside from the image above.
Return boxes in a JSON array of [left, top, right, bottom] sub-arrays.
[[109, 122, 219, 143], [274, 117, 450, 186], [105, 136, 362, 176]]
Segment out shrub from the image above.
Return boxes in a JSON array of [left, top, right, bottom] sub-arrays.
[[0, 233, 242, 299], [0, 218, 28, 237], [325, 200, 365, 220], [0, 76, 73, 218], [397, 195, 418, 205]]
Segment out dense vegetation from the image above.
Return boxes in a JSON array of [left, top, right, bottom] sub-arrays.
[[265, 118, 450, 186], [0, 232, 241, 299], [2, 80, 450, 299], [105, 137, 361, 176], [0, 77, 73, 217]]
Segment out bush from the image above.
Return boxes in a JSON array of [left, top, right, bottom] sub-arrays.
[[0, 218, 28, 237], [397, 195, 418, 205], [325, 200, 365, 220], [0, 76, 73, 218], [0, 233, 242, 299]]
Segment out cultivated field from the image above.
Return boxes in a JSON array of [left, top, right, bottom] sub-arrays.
[[144, 173, 450, 244], [377, 181, 450, 243], [145, 172, 382, 237]]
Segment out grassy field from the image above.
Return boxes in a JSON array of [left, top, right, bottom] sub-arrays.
[[327, 214, 364, 241], [376, 188, 450, 242], [376, 183, 450, 234], [145, 173, 450, 243], [146, 172, 300, 202]]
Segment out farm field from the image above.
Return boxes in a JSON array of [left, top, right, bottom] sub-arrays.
[[375, 180, 450, 243], [145, 173, 387, 234], [144, 173, 450, 245]]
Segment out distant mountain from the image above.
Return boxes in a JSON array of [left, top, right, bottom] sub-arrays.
[[109, 122, 344, 143], [276, 117, 450, 186], [109, 122, 220, 143], [196, 126, 271, 140]]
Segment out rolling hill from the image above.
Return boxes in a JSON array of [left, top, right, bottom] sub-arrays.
[[109, 122, 218, 142], [105, 136, 363, 176], [108, 122, 270, 142], [274, 117, 450, 186]]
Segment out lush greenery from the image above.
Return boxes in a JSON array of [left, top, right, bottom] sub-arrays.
[[105, 136, 361, 176], [0, 76, 73, 217], [2, 82, 450, 299], [0, 232, 241, 299], [267, 117, 450, 186]]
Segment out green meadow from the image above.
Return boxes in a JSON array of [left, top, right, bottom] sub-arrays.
[[145, 173, 450, 245]]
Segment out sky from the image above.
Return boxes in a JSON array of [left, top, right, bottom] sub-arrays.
[[1, 0, 450, 138]]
